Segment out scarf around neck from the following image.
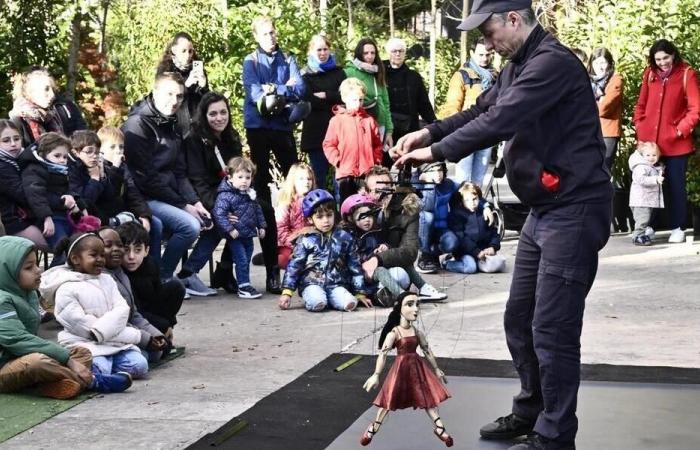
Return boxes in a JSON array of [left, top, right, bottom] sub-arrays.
[[655, 65, 674, 81], [590, 72, 611, 101], [0, 148, 21, 171], [468, 59, 495, 90], [31, 148, 68, 175], [352, 58, 378, 74], [307, 54, 337, 73], [9, 97, 63, 140]]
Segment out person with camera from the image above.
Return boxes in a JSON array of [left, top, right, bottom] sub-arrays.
[[156, 32, 208, 137], [393, 2, 612, 449], [242, 16, 305, 294], [122, 72, 213, 288]]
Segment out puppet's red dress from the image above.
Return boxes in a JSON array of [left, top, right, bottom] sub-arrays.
[[373, 333, 450, 410]]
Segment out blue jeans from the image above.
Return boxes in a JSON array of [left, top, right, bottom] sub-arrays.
[[148, 215, 164, 268], [227, 237, 254, 285], [419, 211, 436, 254], [454, 147, 491, 186], [92, 349, 149, 379], [439, 231, 478, 274], [46, 214, 73, 250], [147, 200, 200, 279], [183, 228, 223, 274], [301, 285, 356, 312], [308, 148, 330, 191]]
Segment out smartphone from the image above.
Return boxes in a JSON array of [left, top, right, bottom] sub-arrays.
[[192, 60, 203, 73]]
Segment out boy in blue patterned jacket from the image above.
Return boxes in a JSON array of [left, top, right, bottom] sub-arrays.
[[278, 189, 370, 312], [212, 157, 266, 299]]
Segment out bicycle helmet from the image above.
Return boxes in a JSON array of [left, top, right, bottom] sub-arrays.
[[257, 93, 286, 118], [340, 194, 377, 217], [302, 189, 335, 218]]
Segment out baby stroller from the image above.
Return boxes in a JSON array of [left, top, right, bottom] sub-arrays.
[[481, 142, 529, 238]]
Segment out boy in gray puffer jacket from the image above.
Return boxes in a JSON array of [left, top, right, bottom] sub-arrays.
[[628, 142, 664, 246]]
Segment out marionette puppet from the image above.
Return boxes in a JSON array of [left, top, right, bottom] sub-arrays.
[[361, 292, 453, 447]]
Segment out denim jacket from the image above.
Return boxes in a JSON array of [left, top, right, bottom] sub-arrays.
[[282, 227, 366, 295]]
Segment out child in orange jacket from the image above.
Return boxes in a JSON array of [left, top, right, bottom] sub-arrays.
[[323, 77, 383, 204]]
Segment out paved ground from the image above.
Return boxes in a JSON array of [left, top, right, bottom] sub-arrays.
[[3, 231, 700, 449]]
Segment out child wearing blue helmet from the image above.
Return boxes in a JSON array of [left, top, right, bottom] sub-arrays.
[[278, 189, 370, 312]]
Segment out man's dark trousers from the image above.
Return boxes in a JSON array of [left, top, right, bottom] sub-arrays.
[[504, 202, 611, 448]]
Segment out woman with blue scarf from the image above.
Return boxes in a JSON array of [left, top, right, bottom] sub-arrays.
[[439, 37, 498, 186], [301, 35, 346, 188]]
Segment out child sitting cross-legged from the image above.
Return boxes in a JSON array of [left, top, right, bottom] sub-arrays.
[[40, 232, 149, 379], [340, 193, 409, 307], [116, 222, 183, 343], [0, 236, 132, 398], [278, 189, 370, 312], [212, 156, 267, 299], [439, 183, 505, 274], [99, 227, 170, 361]]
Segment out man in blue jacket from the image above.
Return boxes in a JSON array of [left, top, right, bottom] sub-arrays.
[[393, 2, 612, 449], [243, 16, 305, 294]]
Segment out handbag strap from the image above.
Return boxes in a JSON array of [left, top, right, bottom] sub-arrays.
[[213, 144, 226, 172]]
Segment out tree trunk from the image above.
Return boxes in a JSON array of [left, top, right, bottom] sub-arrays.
[[320, 0, 328, 33], [66, 8, 82, 101], [346, 0, 354, 42], [459, 0, 469, 63], [99, 0, 109, 55], [389, 0, 395, 37], [428, 0, 437, 105]]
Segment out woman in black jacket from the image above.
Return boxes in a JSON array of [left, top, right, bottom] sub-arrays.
[[0, 119, 48, 248], [156, 32, 208, 138], [181, 91, 243, 293], [8, 67, 87, 147], [383, 38, 436, 145], [300, 34, 346, 188]]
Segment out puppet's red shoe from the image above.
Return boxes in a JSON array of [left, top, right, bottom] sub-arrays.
[[360, 421, 382, 446], [433, 418, 454, 447]]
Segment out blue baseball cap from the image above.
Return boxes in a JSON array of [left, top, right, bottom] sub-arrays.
[[458, 0, 533, 31]]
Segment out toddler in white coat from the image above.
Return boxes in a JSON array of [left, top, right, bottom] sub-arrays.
[[40, 232, 149, 378]]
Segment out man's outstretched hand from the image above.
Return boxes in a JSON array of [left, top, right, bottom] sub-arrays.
[[388, 128, 432, 161], [393, 147, 435, 170]]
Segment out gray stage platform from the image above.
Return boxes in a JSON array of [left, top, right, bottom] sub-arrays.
[[327, 376, 700, 450]]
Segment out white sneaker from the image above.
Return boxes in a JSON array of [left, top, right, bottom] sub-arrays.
[[668, 228, 685, 243], [644, 227, 655, 240], [419, 283, 447, 301]]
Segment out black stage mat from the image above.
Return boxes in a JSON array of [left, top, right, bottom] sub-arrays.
[[188, 354, 700, 450]]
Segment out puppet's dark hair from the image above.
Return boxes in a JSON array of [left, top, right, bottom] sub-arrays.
[[378, 291, 417, 349]]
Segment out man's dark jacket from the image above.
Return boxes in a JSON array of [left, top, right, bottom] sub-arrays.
[[428, 25, 612, 210]]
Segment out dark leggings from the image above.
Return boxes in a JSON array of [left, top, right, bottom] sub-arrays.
[[603, 137, 618, 173], [664, 154, 690, 229]]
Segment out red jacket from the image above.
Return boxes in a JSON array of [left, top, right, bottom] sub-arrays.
[[633, 62, 700, 156], [322, 106, 383, 178], [276, 197, 305, 248]]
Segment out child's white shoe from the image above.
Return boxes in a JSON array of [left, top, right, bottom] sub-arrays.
[[644, 227, 655, 240]]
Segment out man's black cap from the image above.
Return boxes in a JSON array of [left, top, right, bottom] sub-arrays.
[[458, 0, 533, 31]]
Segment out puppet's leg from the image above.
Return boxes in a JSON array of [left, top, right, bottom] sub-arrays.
[[426, 408, 454, 447], [360, 408, 389, 446]]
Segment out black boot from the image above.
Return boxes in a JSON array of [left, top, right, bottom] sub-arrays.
[[211, 261, 238, 294], [266, 268, 282, 295]]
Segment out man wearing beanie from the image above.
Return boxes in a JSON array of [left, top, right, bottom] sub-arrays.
[[392, 1, 613, 449]]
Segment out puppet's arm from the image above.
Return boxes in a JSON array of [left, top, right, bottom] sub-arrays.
[[363, 331, 397, 392], [418, 330, 447, 384]]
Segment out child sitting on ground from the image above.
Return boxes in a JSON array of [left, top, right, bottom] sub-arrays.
[[99, 227, 169, 361], [40, 232, 149, 379], [340, 193, 409, 307], [279, 189, 370, 312], [628, 141, 664, 246], [323, 77, 383, 203], [440, 183, 505, 274], [276, 163, 315, 269], [19, 132, 86, 249], [212, 156, 267, 299], [0, 236, 132, 398], [117, 222, 183, 342]]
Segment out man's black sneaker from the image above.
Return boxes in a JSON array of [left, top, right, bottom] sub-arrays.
[[507, 433, 575, 450], [266, 270, 282, 295], [416, 254, 438, 274], [480, 413, 535, 440]]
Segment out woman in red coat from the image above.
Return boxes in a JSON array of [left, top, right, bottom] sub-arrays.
[[634, 39, 700, 243]]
